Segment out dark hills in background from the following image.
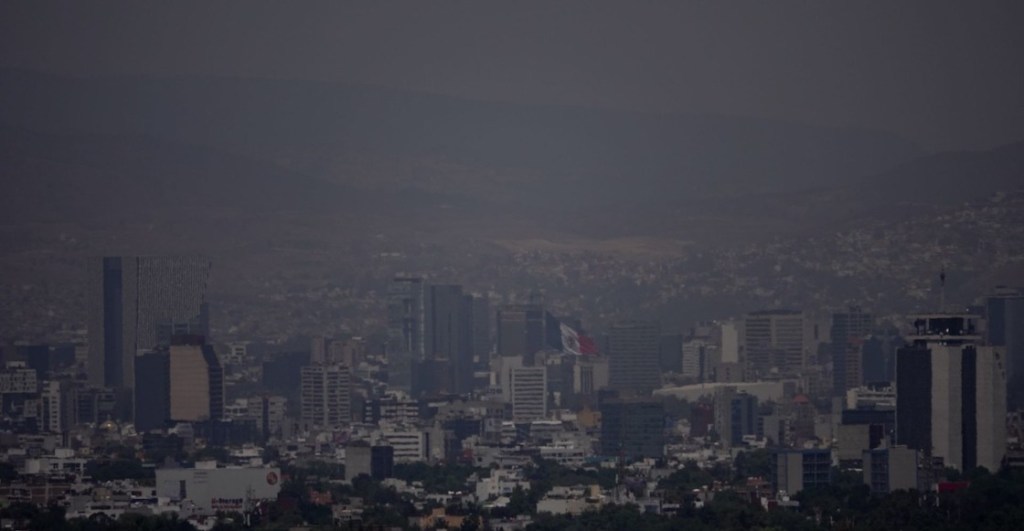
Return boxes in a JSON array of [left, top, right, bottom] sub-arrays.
[[1, 68, 1022, 242], [0, 127, 346, 220]]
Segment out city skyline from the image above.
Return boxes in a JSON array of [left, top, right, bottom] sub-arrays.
[[1, 2, 1024, 529]]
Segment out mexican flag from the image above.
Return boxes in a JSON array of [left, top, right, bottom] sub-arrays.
[[560, 322, 598, 356]]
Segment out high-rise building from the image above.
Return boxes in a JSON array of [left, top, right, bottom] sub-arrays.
[[720, 321, 740, 364], [246, 395, 288, 438], [300, 364, 352, 430], [470, 295, 492, 370], [133, 337, 222, 430], [312, 336, 365, 369], [682, 338, 717, 382], [510, 366, 548, 421], [168, 338, 223, 424], [895, 314, 1006, 472], [861, 327, 901, 384], [713, 386, 758, 448], [600, 397, 665, 460], [310, 336, 329, 365], [19, 345, 52, 380], [88, 256, 210, 414], [379, 427, 429, 463], [743, 310, 807, 376], [496, 304, 546, 363], [386, 277, 426, 394], [658, 334, 683, 373], [831, 307, 874, 396], [75, 387, 118, 425], [362, 393, 421, 424], [134, 349, 170, 432], [412, 358, 450, 398], [262, 351, 306, 400], [775, 449, 832, 495], [572, 356, 609, 397], [986, 287, 1024, 410], [426, 286, 462, 356], [40, 380, 75, 434], [863, 446, 920, 494], [608, 321, 661, 395], [345, 444, 395, 481], [425, 285, 473, 395], [0, 363, 37, 395]]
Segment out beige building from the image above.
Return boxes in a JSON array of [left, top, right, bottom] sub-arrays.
[[169, 342, 223, 422]]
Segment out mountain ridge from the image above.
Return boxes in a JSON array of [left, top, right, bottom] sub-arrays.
[[0, 68, 922, 209]]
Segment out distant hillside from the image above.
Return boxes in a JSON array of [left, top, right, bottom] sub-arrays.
[[664, 140, 1024, 235], [0, 127, 546, 245], [5, 69, 1023, 244], [865, 140, 1024, 206], [0, 127, 346, 223], [0, 69, 921, 212]]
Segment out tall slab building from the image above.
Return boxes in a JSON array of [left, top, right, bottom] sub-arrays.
[[986, 287, 1024, 410], [169, 340, 224, 424], [425, 285, 473, 395], [496, 304, 546, 364], [88, 256, 210, 416], [743, 310, 807, 377], [895, 314, 1006, 472], [300, 364, 352, 430], [133, 336, 223, 431], [386, 276, 426, 394], [831, 306, 874, 396], [608, 320, 661, 395]]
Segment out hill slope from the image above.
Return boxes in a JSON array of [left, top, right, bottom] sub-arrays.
[[0, 69, 921, 211]]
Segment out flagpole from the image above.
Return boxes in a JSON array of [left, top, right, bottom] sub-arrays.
[[939, 268, 946, 311]]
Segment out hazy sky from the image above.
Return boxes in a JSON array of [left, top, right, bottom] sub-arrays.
[[2, 1, 1023, 150]]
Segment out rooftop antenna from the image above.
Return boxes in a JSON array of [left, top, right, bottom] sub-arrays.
[[939, 267, 947, 311]]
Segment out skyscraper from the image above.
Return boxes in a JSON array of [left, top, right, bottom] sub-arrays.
[[300, 364, 353, 430], [608, 320, 661, 395], [133, 336, 223, 430], [895, 314, 1006, 472], [470, 295, 492, 370], [861, 327, 901, 384], [658, 333, 683, 374], [88, 256, 210, 413], [134, 349, 170, 432], [425, 285, 473, 395], [496, 304, 546, 364], [682, 338, 717, 382], [40, 380, 75, 434], [743, 310, 807, 376], [720, 321, 740, 364], [831, 306, 874, 396], [387, 276, 426, 394], [713, 386, 758, 449], [986, 286, 1024, 409]]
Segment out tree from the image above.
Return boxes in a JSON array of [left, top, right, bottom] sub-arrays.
[[658, 461, 716, 502], [261, 446, 281, 464], [507, 486, 533, 516], [733, 449, 773, 481], [86, 459, 153, 482]]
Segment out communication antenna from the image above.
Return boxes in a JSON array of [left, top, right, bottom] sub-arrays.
[[939, 267, 947, 311]]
